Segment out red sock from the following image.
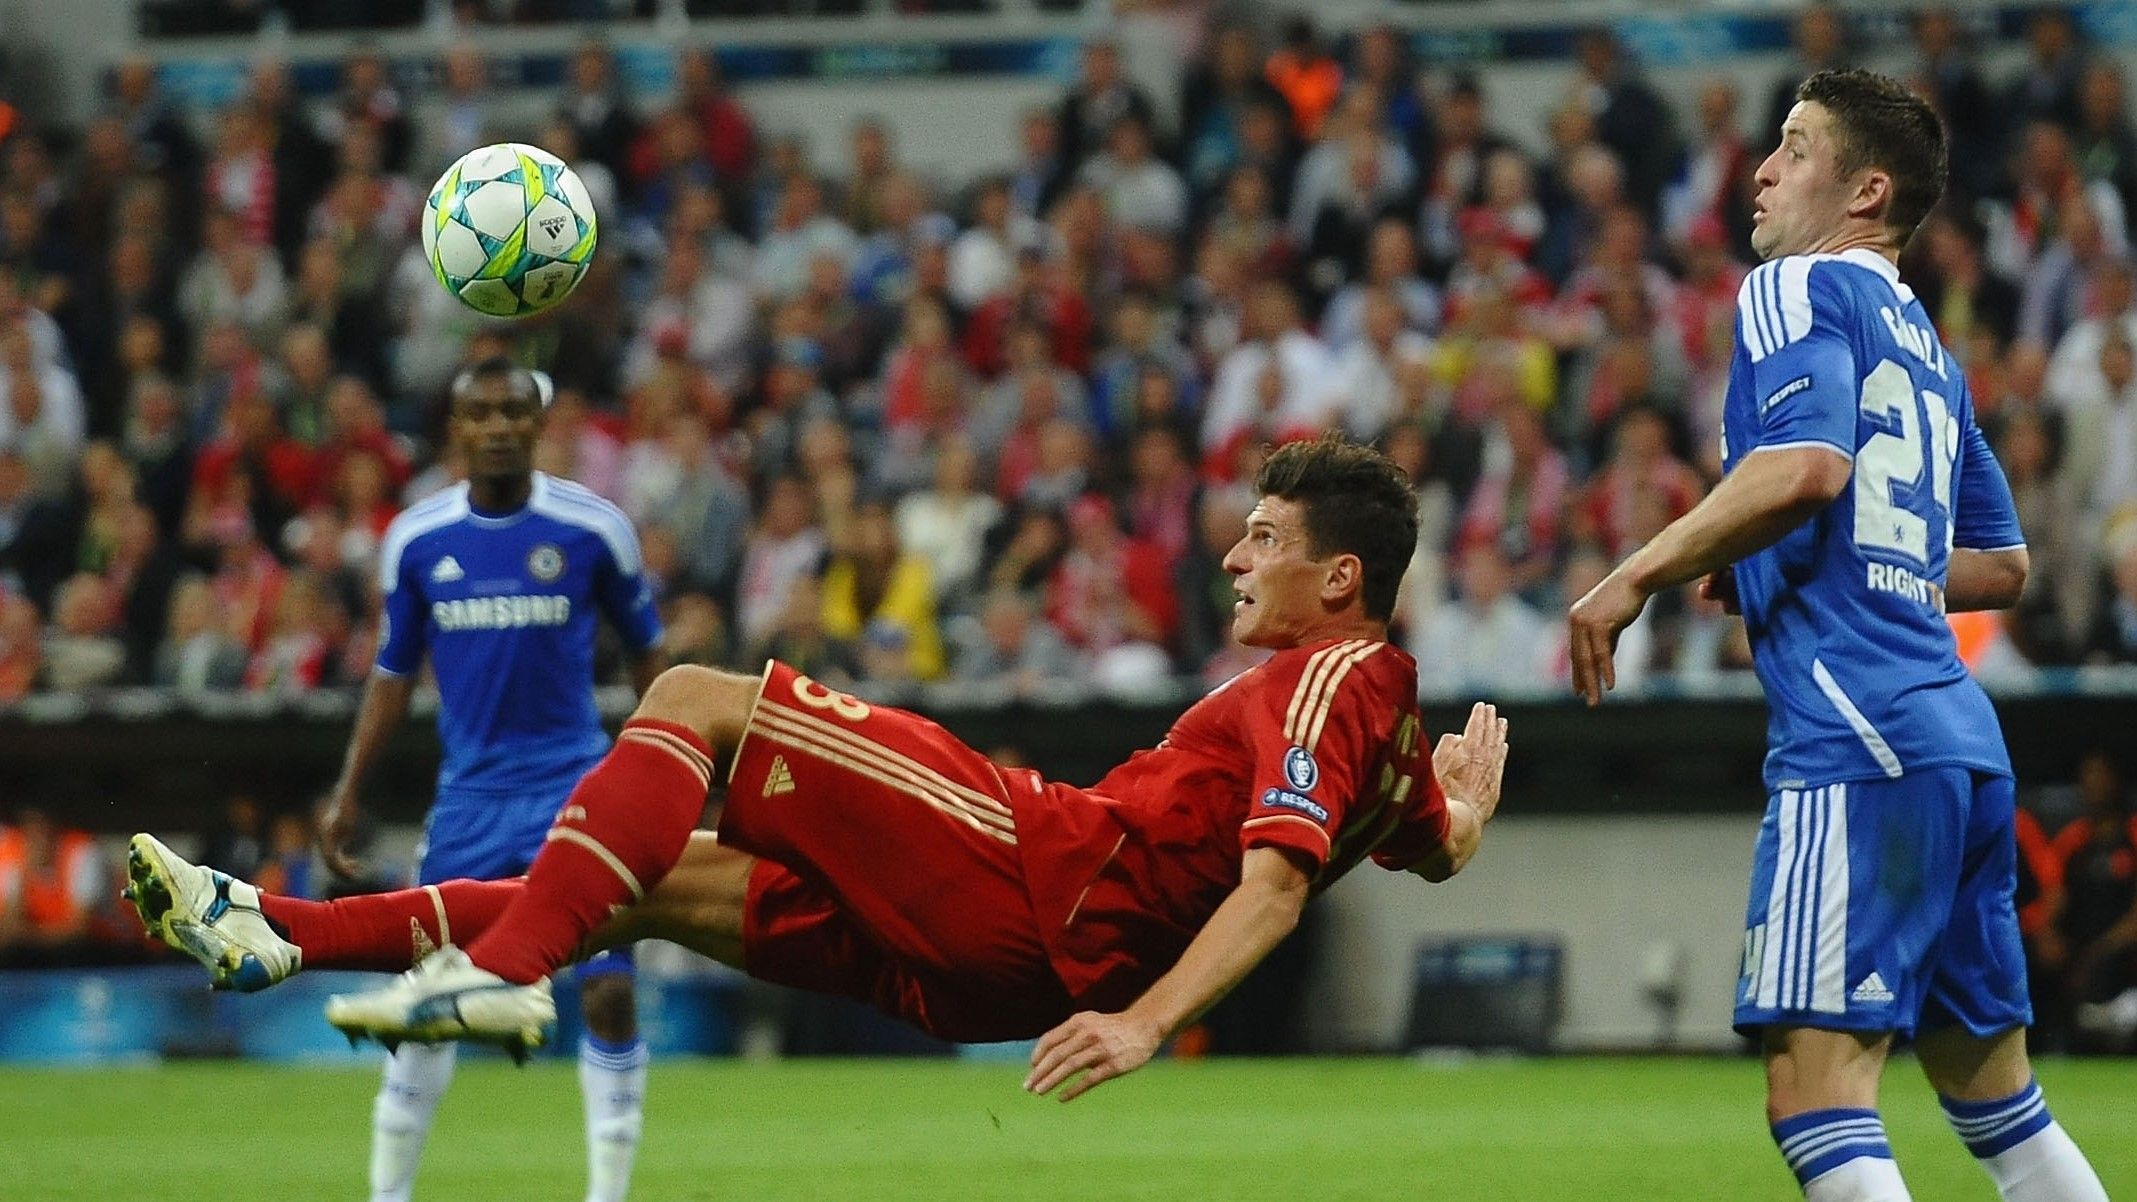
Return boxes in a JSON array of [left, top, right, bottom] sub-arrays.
[[260, 878, 522, 972], [463, 718, 712, 983]]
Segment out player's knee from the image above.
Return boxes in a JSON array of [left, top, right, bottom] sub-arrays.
[[1917, 1027, 2032, 1101], [636, 664, 757, 749], [579, 973, 637, 1040]]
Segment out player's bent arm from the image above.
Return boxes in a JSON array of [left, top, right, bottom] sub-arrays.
[[1025, 846, 1310, 1101], [320, 671, 418, 875], [1945, 547, 2029, 613], [330, 671, 418, 795], [1618, 445, 1853, 598], [1125, 846, 1311, 1037], [1412, 798, 1484, 883]]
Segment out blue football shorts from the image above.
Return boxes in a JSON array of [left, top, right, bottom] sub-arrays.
[[417, 782, 634, 978], [1733, 765, 2030, 1040]]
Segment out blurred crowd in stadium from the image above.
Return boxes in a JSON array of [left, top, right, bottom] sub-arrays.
[[1, 5, 2136, 1042], [3, 9, 2137, 708]]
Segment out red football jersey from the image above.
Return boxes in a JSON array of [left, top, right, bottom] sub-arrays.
[[1011, 636, 1447, 1008]]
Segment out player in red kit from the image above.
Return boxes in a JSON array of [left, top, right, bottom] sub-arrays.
[[126, 437, 1509, 1100]]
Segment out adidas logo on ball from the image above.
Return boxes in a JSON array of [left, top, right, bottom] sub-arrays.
[[423, 141, 599, 318]]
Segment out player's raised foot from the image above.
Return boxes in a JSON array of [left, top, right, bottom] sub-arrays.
[[324, 946, 554, 1062], [123, 833, 301, 993]]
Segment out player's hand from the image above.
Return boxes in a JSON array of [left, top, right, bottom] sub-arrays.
[[318, 788, 366, 881], [1432, 702, 1509, 825], [1698, 570, 1740, 615], [1024, 1010, 1164, 1102], [1567, 572, 1649, 707]]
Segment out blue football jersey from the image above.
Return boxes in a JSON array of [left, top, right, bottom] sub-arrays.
[[376, 472, 662, 794], [1721, 248, 2025, 791]]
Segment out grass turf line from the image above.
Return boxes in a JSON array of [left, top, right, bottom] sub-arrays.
[[2, 1057, 2131, 1200]]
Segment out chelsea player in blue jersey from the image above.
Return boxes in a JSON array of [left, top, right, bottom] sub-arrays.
[[1569, 72, 2107, 1202], [320, 357, 665, 1202]]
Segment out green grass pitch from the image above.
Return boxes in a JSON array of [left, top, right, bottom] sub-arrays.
[[5, 1056, 2131, 1199]]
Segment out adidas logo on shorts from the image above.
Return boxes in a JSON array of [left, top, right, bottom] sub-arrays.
[[1850, 972, 1895, 1004], [763, 755, 795, 797]]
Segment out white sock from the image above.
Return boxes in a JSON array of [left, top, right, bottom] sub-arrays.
[[1804, 1156, 1912, 1202], [1773, 1108, 1910, 1201], [1942, 1079, 2108, 1202], [369, 1042, 459, 1202], [579, 1036, 649, 1202]]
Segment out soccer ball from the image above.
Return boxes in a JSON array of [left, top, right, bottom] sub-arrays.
[[422, 142, 598, 318]]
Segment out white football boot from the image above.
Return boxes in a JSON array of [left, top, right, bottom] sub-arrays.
[[324, 946, 554, 1063], [124, 833, 301, 992]]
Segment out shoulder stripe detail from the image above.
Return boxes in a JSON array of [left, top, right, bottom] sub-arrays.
[[377, 487, 471, 593], [528, 474, 642, 576], [1284, 640, 1364, 744], [1303, 642, 1381, 752], [1740, 262, 1779, 361], [1780, 257, 1815, 349], [1740, 259, 1819, 364], [1283, 642, 1348, 742]]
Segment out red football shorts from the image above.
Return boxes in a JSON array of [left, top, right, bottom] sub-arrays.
[[721, 661, 1077, 1042]]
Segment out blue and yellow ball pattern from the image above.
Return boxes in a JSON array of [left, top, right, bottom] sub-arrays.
[[422, 142, 599, 318]]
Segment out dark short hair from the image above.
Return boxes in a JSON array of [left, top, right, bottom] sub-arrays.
[[450, 355, 537, 406], [1254, 435, 1419, 623], [1796, 68, 1947, 245]]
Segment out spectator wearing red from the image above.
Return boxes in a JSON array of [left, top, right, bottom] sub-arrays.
[[242, 571, 335, 694], [201, 108, 276, 248], [962, 241, 1093, 378], [190, 387, 316, 535], [1122, 423, 1199, 566], [1574, 406, 1704, 562], [1046, 493, 1178, 658], [676, 49, 757, 184], [1457, 400, 1568, 598], [311, 377, 410, 501], [1669, 215, 1749, 371]]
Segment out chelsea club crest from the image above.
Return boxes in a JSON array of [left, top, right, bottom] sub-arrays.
[[527, 543, 566, 583]]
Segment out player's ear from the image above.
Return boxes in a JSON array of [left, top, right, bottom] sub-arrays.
[[1322, 552, 1363, 608], [1846, 166, 1893, 226]]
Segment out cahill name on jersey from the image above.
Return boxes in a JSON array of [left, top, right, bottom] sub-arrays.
[[376, 473, 661, 794], [1722, 248, 2023, 790]]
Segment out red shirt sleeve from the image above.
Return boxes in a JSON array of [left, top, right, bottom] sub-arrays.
[[1239, 643, 1381, 874], [1370, 747, 1450, 873]]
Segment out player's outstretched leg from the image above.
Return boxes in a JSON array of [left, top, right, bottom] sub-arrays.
[[459, 664, 753, 985], [323, 945, 556, 1060], [1920, 1028, 2108, 1202], [125, 834, 301, 991], [327, 665, 754, 1052], [1763, 1028, 1913, 1201], [126, 832, 527, 980]]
